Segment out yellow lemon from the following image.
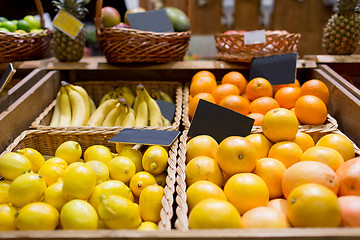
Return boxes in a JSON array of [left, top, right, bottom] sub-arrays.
[[0, 204, 17, 230], [60, 199, 98, 230], [142, 146, 168, 175], [45, 157, 68, 169], [8, 172, 47, 208], [16, 148, 45, 173], [38, 162, 66, 186], [66, 162, 85, 173], [85, 160, 110, 185], [115, 143, 128, 154], [43, 180, 67, 212], [186, 135, 218, 163], [55, 141, 82, 164], [129, 171, 156, 197], [84, 145, 113, 166], [137, 221, 158, 231], [139, 184, 164, 223], [154, 172, 167, 187], [118, 145, 143, 172], [17, 202, 59, 230], [0, 152, 31, 180], [108, 156, 136, 183], [0, 180, 11, 204]]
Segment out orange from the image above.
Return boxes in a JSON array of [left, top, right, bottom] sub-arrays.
[[186, 135, 218, 163], [336, 157, 360, 196], [247, 113, 264, 126], [295, 95, 327, 125], [249, 97, 280, 115], [190, 74, 217, 97], [262, 108, 298, 142], [241, 206, 290, 228], [215, 136, 258, 176], [272, 79, 301, 93], [290, 108, 300, 125], [300, 79, 330, 105], [267, 198, 287, 217], [253, 158, 286, 199], [224, 173, 269, 215], [338, 196, 360, 227], [191, 70, 216, 83], [245, 77, 273, 101], [290, 131, 315, 152], [281, 161, 339, 199], [268, 141, 303, 168], [274, 86, 301, 109], [219, 95, 250, 115], [211, 83, 240, 104], [301, 146, 344, 171], [188, 93, 216, 119], [245, 133, 273, 159], [185, 156, 224, 187], [316, 133, 355, 161], [221, 71, 247, 94], [286, 183, 342, 227]]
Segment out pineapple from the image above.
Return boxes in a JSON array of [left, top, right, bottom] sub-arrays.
[[52, 0, 90, 62], [322, 0, 360, 55]]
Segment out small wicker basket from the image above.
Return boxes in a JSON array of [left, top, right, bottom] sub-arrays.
[[0, 0, 52, 62], [215, 30, 301, 63], [94, 0, 191, 63]]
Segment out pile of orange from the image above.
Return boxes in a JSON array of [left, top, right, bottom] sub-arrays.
[[188, 70, 330, 126]]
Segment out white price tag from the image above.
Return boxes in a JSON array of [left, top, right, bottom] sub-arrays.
[[244, 30, 266, 45]]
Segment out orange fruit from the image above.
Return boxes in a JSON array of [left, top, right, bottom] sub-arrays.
[[191, 70, 215, 83], [268, 141, 303, 168], [224, 173, 269, 215], [301, 146, 344, 171], [245, 134, 273, 159], [274, 86, 301, 109], [215, 136, 258, 176], [272, 79, 301, 93], [338, 196, 360, 227], [186, 135, 218, 163], [316, 133, 355, 161], [262, 108, 299, 142], [253, 158, 286, 199], [282, 161, 339, 199], [185, 156, 224, 187], [219, 95, 250, 115], [336, 157, 360, 196], [221, 71, 247, 94], [300, 79, 330, 105], [241, 206, 290, 228], [190, 74, 217, 97], [211, 83, 240, 104], [267, 198, 287, 217], [290, 131, 315, 152], [245, 77, 273, 101], [249, 97, 280, 115], [188, 93, 216, 119], [294, 95, 327, 125], [286, 183, 342, 227], [247, 113, 264, 126]]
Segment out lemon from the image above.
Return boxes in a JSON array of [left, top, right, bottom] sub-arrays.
[[43, 180, 67, 212], [139, 184, 164, 223], [62, 164, 96, 201], [137, 221, 158, 231], [129, 171, 157, 197], [0, 152, 31, 180], [85, 160, 110, 185], [16, 148, 45, 173], [9, 172, 47, 208], [154, 172, 167, 187], [118, 145, 143, 172], [66, 162, 85, 173], [108, 156, 136, 183], [60, 199, 98, 229], [0, 204, 17, 230], [142, 146, 168, 175], [98, 195, 142, 229], [84, 145, 113, 166], [55, 141, 82, 164], [115, 143, 128, 154], [17, 202, 59, 230], [38, 162, 66, 186], [0, 180, 11, 204], [98, 219, 108, 229], [45, 157, 68, 169]]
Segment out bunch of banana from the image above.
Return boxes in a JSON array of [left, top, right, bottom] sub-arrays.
[[50, 82, 94, 127], [150, 88, 174, 103], [99, 86, 135, 107]]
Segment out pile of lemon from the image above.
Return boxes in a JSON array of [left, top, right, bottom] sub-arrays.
[[0, 141, 169, 231]]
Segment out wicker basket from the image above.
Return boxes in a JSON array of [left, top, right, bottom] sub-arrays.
[[94, 0, 191, 63], [215, 30, 301, 63], [1, 128, 179, 230], [31, 80, 183, 131], [0, 0, 52, 62]]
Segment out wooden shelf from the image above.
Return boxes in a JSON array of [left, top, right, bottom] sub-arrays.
[[304, 55, 360, 63]]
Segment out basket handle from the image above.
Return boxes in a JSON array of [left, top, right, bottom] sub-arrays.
[[34, 0, 45, 29]]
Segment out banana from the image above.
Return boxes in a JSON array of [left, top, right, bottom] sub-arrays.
[[66, 85, 87, 126], [121, 107, 136, 127], [69, 84, 90, 125], [143, 86, 163, 127], [132, 94, 140, 113], [50, 91, 61, 127], [158, 89, 174, 103], [116, 86, 135, 107], [114, 99, 129, 126], [102, 103, 122, 127], [87, 99, 118, 126], [162, 116, 172, 126], [58, 86, 72, 127], [89, 96, 96, 115], [134, 85, 149, 127], [99, 90, 115, 106]]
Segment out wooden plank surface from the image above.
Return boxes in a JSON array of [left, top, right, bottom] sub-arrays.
[[304, 55, 360, 63]]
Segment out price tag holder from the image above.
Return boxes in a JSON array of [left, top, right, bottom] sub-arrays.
[[244, 30, 266, 45], [188, 99, 254, 143], [0, 63, 16, 95], [156, 99, 176, 122], [52, 9, 84, 39], [127, 9, 174, 32]]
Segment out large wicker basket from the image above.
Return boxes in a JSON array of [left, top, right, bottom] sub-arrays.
[[0, 0, 52, 62], [215, 30, 301, 63], [94, 0, 191, 63]]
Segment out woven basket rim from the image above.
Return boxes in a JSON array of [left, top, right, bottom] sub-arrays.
[[215, 30, 301, 37], [99, 27, 191, 37]]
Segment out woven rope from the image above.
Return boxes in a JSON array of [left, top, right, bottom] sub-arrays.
[[215, 31, 301, 63]]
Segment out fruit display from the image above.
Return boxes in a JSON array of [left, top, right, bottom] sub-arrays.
[[0, 15, 43, 34]]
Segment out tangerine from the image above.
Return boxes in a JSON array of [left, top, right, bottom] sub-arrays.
[[249, 96, 280, 115], [274, 86, 301, 109], [300, 79, 330, 105], [268, 141, 303, 168], [190, 74, 217, 97], [188, 93, 216, 119], [211, 83, 240, 104], [316, 133, 355, 161], [219, 95, 250, 115], [272, 79, 301, 93], [221, 71, 247, 94], [290, 131, 315, 152], [247, 113, 264, 126], [295, 95, 327, 125], [245, 77, 273, 101], [301, 146, 344, 171]]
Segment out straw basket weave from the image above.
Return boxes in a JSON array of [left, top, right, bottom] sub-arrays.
[[1, 129, 179, 230], [0, 0, 52, 62], [215, 30, 301, 63], [94, 0, 191, 63]]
